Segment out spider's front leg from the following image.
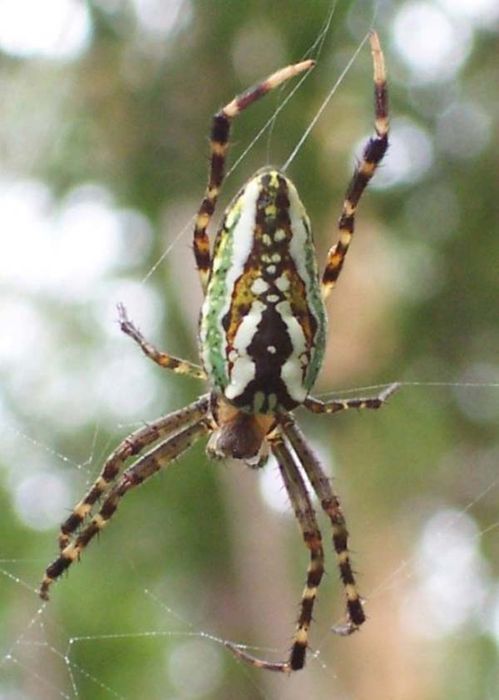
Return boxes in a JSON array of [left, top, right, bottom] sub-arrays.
[[193, 59, 315, 294], [321, 31, 389, 300]]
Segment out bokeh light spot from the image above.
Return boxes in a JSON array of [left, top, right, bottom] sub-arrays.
[[14, 472, 71, 530], [0, 0, 91, 60], [131, 0, 192, 38], [402, 508, 490, 638], [392, 2, 473, 83], [258, 455, 291, 515], [436, 101, 492, 160], [437, 0, 499, 26]]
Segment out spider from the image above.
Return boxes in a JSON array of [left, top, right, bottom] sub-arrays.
[[40, 31, 397, 673]]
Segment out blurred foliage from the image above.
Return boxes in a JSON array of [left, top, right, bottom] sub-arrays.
[[0, 1, 498, 699]]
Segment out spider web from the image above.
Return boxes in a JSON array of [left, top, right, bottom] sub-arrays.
[[1, 1, 498, 699]]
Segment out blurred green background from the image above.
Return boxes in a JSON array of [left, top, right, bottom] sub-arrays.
[[0, 1, 498, 699]]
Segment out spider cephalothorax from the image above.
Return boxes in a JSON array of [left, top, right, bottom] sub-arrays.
[[40, 32, 397, 673], [206, 394, 275, 464]]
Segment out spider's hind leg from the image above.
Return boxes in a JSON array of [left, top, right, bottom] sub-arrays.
[[226, 426, 325, 672], [281, 414, 365, 634]]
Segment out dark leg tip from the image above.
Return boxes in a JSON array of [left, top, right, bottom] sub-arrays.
[[39, 581, 51, 601]]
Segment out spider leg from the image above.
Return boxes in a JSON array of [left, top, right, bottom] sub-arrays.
[[40, 416, 210, 600], [304, 382, 399, 415], [118, 303, 207, 379], [193, 59, 316, 294], [281, 414, 364, 635], [321, 31, 389, 300], [56, 395, 209, 551], [226, 428, 324, 673]]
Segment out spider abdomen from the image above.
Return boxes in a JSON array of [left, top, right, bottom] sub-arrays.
[[200, 167, 327, 414]]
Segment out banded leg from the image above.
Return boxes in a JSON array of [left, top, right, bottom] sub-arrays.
[[194, 59, 315, 293], [40, 417, 210, 600], [321, 31, 389, 300], [56, 395, 209, 551], [281, 415, 364, 634], [305, 382, 399, 415], [118, 303, 206, 379], [226, 430, 324, 673]]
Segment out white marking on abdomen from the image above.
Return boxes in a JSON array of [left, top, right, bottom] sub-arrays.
[[225, 300, 265, 400], [275, 299, 308, 402], [251, 277, 269, 295], [214, 178, 260, 297], [202, 179, 261, 380], [225, 355, 256, 400], [275, 274, 290, 292]]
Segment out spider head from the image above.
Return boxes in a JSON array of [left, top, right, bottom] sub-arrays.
[[207, 394, 275, 466]]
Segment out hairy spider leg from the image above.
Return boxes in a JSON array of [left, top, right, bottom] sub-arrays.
[[321, 31, 389, 300], [56, 396, 209, 551], [40, 415, 210, 600], [118, 303, 207, 379], [304, 381, 399, 414], [51, 395, 209, 552], [193, 59, 316, 294], [281, 414, 364, 633], [226, 427, 325, 672]]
